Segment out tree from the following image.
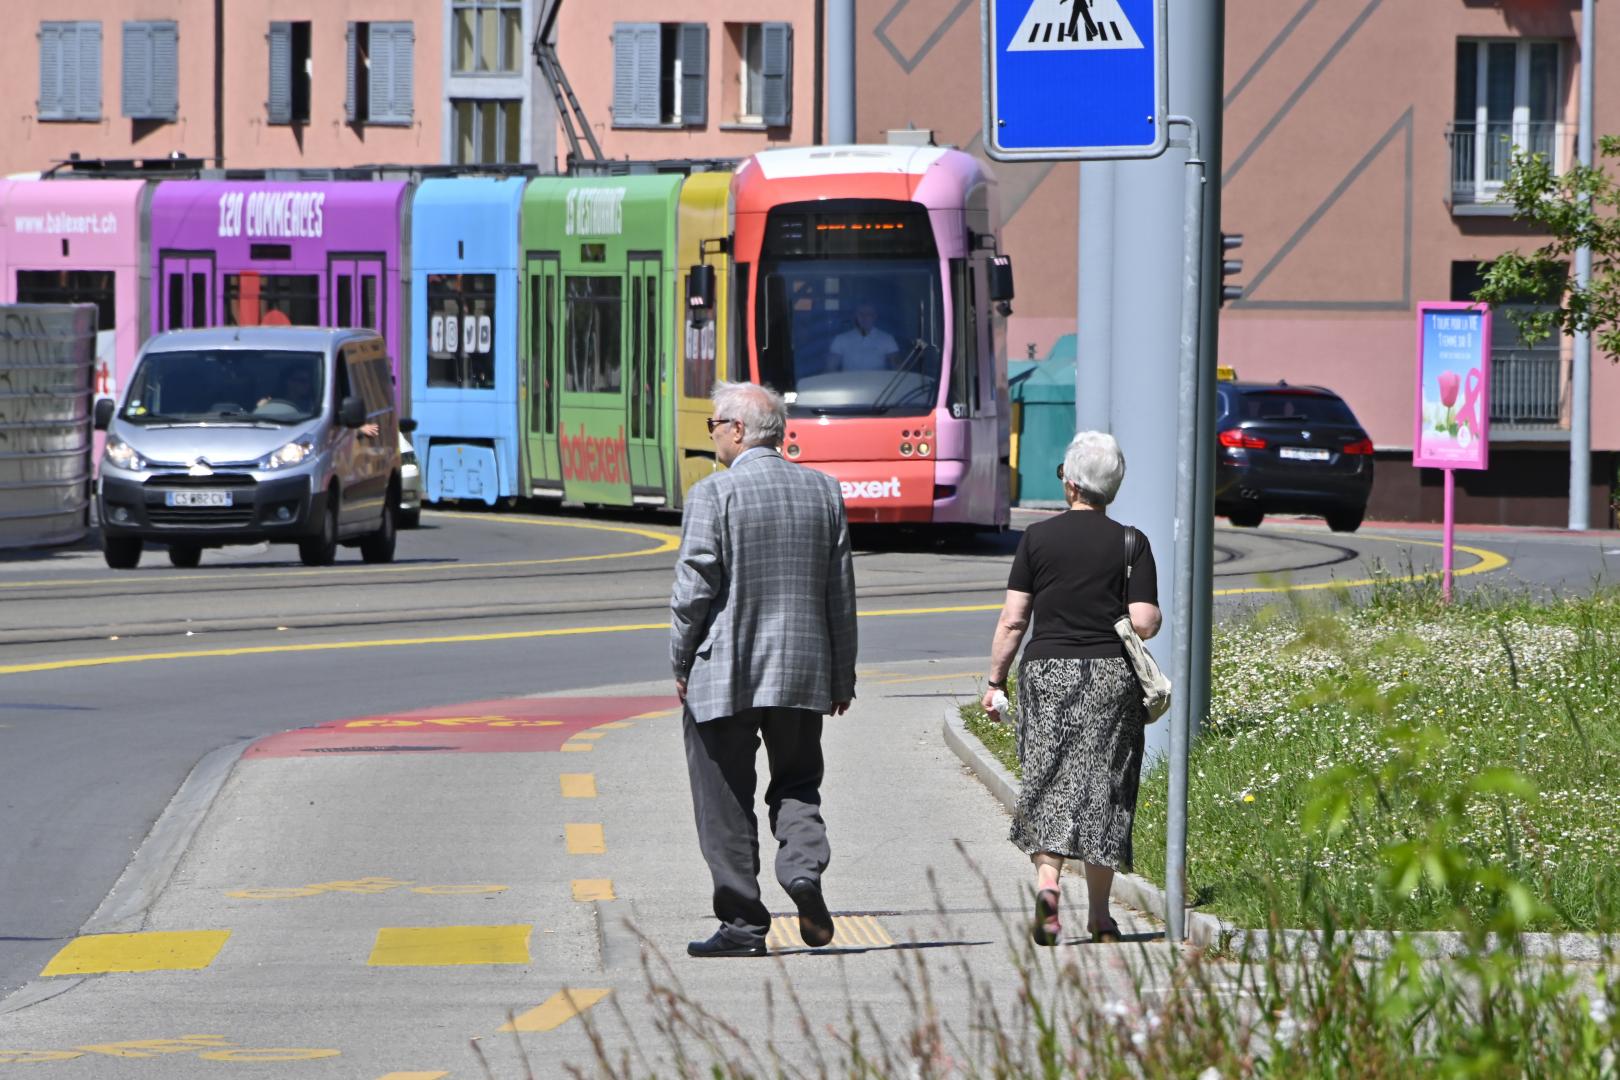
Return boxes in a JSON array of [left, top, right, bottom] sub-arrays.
[[1472, 134, 1620, 359]]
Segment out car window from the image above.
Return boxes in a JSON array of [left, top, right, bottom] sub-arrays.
[[1238, 391, 1356, 425]]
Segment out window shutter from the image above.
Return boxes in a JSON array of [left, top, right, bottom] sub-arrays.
[[612, 23, 657, 128], [678, 23, 707, 127], [344, 22, 358, 122], [634, 24, 659, 126], [392, 23, 414, 122], [267, 22, 291, 124], [77, 22, 101, 121], [38, 24, 63, 119], [151, 21, 178, 120], [761, 22, 792, 127], [61, 25, 81, 119], [367, 24, 391, 122], [121, 21, 151, 119]]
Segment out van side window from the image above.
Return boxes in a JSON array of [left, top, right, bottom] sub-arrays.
[[335, 346, 354, 407]]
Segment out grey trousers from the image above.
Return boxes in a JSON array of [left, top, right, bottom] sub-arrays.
[[682, 706, 830, 943]]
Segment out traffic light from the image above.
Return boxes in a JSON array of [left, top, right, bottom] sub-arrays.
[[1220, 232, 1244, 306]]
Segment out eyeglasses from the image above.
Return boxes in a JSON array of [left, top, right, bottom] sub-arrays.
[[706, 417, 736, 434], [1055, 464, 1067, 481]]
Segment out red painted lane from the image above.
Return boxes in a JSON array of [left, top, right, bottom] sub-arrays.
[[244, 695, 677, 758]]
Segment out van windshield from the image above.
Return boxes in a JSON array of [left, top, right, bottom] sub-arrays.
[[121, 350, 325, 425]]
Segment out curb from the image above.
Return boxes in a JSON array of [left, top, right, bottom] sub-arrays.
[[0, 736, 252, 1016], [942, 706, 1616, 961]]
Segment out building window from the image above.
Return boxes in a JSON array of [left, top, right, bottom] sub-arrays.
[[347, 21, 414, 125], [267, 22, 311, 125], [122, 20, 178, 121], [612, 23, 707, 128], [565, 276, 621, 393], [426, 274, 497, 389], [728, 22, 791, 127], [453, 0, 523, 74], [1451, 39, 1564, 206], [1451, 260, 1567, 428], [38, 21, 101, 122], [452, 99, 522, 163]]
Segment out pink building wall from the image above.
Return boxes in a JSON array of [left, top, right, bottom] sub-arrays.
[[554, 0, 820, 165], [0, 0, 442, 175]]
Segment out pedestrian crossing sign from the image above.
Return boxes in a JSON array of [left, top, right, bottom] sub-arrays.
[[982, 0, 1167, 160]]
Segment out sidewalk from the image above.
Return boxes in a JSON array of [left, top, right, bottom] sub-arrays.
[[0, 659, 1162, 1076]]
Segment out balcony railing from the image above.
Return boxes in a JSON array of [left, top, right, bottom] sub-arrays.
[[1489, 348, 1563, 428], [1447, 120, 1571, 210]]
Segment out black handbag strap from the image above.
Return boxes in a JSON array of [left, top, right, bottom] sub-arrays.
[[1119, 525, 1137, 618]]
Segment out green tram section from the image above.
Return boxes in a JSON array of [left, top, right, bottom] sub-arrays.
[[520, 176, 681, 509]]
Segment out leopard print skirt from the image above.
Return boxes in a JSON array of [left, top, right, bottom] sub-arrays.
[[1010, 657, 1146, 870]]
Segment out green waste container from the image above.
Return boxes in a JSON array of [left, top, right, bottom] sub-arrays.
[[1009, 357, 1076, 506]]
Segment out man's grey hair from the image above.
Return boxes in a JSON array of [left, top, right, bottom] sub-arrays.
[[711, 381, 787, 449], [1062, 431, 1126, 507]]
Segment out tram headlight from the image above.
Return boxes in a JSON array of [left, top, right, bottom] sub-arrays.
[[917, 441, 930, 457], [105, 437, 145, 471], [900, 442, 914, 457], [261, 439, 315, 471]]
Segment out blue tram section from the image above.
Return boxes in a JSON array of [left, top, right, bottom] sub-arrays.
[[409, 176, 527, 505]]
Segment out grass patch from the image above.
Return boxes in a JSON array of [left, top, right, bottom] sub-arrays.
[[961, 585, 1620, 932]]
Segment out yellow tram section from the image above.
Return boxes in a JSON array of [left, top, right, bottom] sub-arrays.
[[674, 171, 734, 501]]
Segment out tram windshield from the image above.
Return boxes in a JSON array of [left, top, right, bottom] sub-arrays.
[[121, 350, 324, 425], [754, 200, 944, 418]]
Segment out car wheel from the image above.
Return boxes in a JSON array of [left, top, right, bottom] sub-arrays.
[[399, 507, 421, 530], [1228, 507, 1264, 528], [168, 544, 202, 569], [103, 536, 142, 570], [360, 492, 397, 564], [299, 495, 339, 567], [1326, 507, 1365, 533]]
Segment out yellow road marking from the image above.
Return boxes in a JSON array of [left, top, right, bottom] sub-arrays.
[[195, 1048, 341, 1062], [560, 773, 597, 798], [69, 1037, 234, 1058], [0, 513, 677, 591], [565, 824, 605, 854], [571, 730, 607, 740], [765, 914, 894, 950], [629, 709, 677, 720], [595, 720, 635, 729], [42, 931, 230, 975], [0, 534, 1508, 678], [499, 988, 612, 1033], [560, 742, 594, 752], [571, 879, 615, 901], [368, 925, 531, 967]]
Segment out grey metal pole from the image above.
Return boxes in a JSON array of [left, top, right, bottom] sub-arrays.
[[827, 0, 856, 144], [1163, 116, 1204, 947], [1570, 0, 1594, 531], [1077, 163, 1116, 432]]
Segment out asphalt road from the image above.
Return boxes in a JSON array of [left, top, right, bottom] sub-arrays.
[[0, 507, 1611, 1001]]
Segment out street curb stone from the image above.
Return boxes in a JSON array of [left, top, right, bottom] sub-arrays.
[[942, 706, 1616, 961]]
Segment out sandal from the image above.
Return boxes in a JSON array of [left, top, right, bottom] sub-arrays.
[[1031, 887, 1061, 946], [1088, 917, 1122, 944]]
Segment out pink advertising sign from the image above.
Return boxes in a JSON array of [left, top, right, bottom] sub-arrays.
[[1413, 302, 1491, 470]]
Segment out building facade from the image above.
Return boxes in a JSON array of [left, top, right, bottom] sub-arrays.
[[7, 0, 555, 174]]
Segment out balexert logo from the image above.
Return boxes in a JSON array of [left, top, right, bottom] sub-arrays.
[[839, 477, 902, 500], [560, 424, 628, 485]]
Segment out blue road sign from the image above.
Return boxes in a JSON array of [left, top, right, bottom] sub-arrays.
[[981, 0, 1168, 160]]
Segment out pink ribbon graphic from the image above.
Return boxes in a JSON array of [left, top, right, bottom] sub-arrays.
[[1454, 367, 1484, 437]]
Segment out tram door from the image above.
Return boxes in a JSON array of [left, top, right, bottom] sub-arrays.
[[626, 254, 666, 500], [328, 256, 384, 331], [158, 253, 216, 331], [523, 252, 562, 495]]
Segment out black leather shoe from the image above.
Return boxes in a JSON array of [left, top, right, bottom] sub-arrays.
[[787, 877, 835, 947], [687, 929, 767, 958]]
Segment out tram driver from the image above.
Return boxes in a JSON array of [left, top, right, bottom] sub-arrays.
[[826, 303, 900, 373]]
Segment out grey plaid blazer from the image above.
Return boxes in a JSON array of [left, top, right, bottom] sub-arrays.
[[670, 446, 858, 724]]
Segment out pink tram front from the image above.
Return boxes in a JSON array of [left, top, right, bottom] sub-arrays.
[[730, 146, 1012, 528]]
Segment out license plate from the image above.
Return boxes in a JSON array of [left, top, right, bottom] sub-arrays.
[[1278, 447, 1331, 462], [166, 490, 233, 507]]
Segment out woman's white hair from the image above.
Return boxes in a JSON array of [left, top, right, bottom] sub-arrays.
[[1062, 431, 1126, 507], [711, 381, 787, 449]]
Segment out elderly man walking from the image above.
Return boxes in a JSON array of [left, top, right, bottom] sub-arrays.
[[670, 381, 858, 957]]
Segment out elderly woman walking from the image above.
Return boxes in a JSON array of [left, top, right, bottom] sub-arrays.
[[982, 432, 1162, 945]]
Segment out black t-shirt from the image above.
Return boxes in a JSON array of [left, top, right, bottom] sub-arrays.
[[1007, 510, 1159, 660]]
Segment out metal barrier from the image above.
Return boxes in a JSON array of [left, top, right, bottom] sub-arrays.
[[1490, 348, 1563, 428], [0, 305, 98, 549]]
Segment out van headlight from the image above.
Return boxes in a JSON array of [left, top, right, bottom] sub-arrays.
[[261, 439, 316, 470], [105, 437, 145, 471]]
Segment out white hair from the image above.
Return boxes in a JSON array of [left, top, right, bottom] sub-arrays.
[[1062, 431, 1126, 507], [711, 381, 786, 449]]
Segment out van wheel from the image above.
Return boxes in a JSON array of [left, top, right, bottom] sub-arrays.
[[1326, 507, 1365, 533], [299, 497, 339, 567], [104, 536, 142, 570], [1228, 508, 1264, 528], [399, 507, 421, 530], [168, 544, 202, 568], [360, 494, 397, 564]]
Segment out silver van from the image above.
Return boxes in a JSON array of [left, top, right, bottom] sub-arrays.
[[94, 327, 413, 570]]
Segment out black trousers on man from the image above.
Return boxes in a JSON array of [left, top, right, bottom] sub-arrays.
[[682, 706, 830, 945]]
